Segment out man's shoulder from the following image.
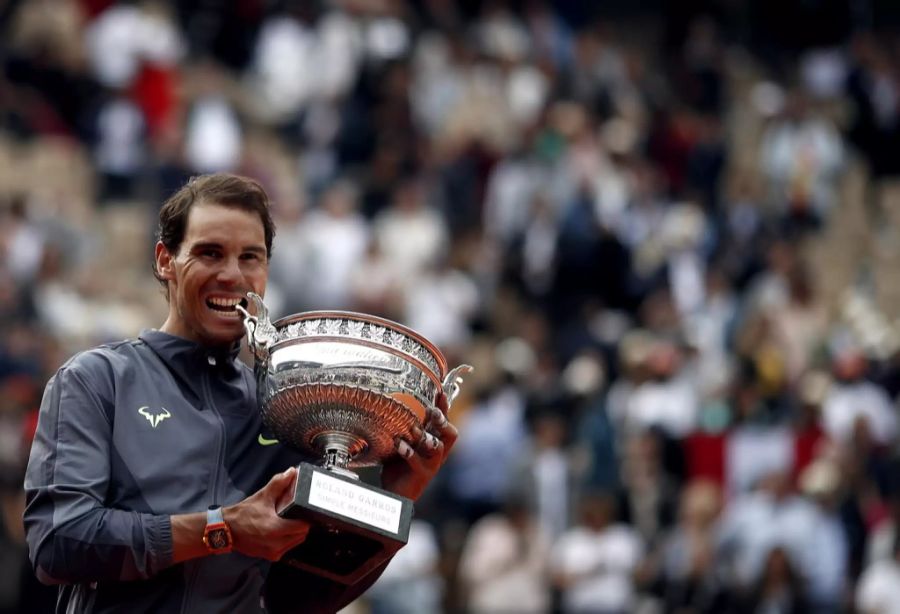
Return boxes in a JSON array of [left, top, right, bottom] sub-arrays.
[[59, 337, 150, 379]]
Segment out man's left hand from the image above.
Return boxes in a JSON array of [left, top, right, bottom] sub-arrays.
[[380, 392, 458, 501]]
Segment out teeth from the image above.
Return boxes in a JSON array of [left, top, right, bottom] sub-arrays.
[[208, 297, 241, 307], [214, 309, 240, 318], [206, 296, 244, 318]]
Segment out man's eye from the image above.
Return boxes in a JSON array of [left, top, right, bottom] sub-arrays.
[[201, 250, 221, 259]]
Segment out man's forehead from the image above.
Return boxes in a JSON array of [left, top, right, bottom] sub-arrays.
[[183, 202, 266, 242]]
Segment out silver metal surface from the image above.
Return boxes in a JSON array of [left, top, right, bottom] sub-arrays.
[[239, 293, 472, 469]]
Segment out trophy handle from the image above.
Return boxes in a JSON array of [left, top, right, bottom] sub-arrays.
[[236, 292, 277, 363], [441, 364, 473, 407]]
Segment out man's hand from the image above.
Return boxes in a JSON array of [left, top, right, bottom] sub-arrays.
[[225, 467, 310, 561], [381, 392, 458, 501]]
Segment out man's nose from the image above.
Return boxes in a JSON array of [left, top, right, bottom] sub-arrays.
[[217, 256, 243, 284]]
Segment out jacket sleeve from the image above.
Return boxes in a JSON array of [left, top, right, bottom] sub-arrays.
[[23, 359, 173, 585]]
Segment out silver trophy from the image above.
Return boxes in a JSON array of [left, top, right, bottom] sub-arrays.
[[237, 292, 471, 584]]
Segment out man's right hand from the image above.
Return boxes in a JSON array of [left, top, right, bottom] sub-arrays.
[[225, 467, 310, 561]]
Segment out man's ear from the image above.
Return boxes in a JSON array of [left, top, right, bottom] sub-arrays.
[[155, 242, 176, 281]]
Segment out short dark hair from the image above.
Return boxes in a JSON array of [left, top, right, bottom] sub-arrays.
[[153, 173, 276, 291]]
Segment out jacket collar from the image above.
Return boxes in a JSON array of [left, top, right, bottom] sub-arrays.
[[139, 329, 242, 377]]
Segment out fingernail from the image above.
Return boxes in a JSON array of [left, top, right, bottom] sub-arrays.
[[397, 439, 414, 459], [425, 433, 439, 450]]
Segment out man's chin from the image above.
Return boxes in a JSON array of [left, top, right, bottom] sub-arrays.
[[201, 321, 245, 347]]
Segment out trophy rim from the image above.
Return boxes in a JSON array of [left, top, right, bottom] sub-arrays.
[[266, 335, 444, 389], [271, 310, 449, 377]]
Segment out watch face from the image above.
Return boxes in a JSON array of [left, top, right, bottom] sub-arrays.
[[208, 528, 229, 550]]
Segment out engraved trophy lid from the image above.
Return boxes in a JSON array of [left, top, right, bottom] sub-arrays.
[[271, 310, 450, 379]]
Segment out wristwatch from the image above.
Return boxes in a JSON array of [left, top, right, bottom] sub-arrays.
[[202, 506, 233, 554]]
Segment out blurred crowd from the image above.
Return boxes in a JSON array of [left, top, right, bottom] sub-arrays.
[[3, 0, 900, 612]]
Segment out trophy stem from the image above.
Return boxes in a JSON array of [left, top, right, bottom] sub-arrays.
[[315, 432, 366, 480], [324, 447, 351, 471]]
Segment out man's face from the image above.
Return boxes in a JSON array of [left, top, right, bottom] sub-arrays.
[[155, 202, 268, 348]]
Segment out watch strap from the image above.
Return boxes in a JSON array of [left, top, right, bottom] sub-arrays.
[[207, 505, 225, 525]]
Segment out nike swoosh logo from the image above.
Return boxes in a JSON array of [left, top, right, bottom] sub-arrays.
[[258, 434, 279, 446]]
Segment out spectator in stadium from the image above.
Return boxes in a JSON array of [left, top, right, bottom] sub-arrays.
[[457, 494, 552, 614], [654, 479, 725, 612], [822, 348, 898, 447], [736, 545, 810, 614], [550, 491, 644, 613], [857, 533, 900, 614]]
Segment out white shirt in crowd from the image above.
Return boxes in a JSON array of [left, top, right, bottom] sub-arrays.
[[821, 380, 898, 446], [373, 205, 448, 281], [366, 520, 443, 614], [856, 558, 900, 614], [458, 514, 551, 614], [300, 208, 370, 309], [625, 376, 698, 438], [404, 266, 479, 349], [184, 96, 242, 173], [718, 489, 847, 602], [550, 524, 643, 613]]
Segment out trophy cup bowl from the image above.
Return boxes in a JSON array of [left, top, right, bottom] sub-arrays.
[[237, 293, 471, 586]]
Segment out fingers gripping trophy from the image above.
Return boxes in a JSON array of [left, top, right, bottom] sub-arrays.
[[236, 293, 471, 584]]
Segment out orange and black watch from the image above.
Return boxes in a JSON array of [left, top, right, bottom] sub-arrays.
[[202, 506, 233, 554]]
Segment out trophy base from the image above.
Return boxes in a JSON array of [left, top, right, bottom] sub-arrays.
[[277, 463, 413, 585]]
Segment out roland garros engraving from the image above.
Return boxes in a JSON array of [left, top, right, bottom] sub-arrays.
[[307, 471, 403, 534]]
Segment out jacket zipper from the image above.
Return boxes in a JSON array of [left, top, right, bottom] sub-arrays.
[[181, 364, 228, 614], [202, 366, 228, 506]]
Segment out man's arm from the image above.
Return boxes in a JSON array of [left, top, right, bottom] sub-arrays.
[[170, 467, 309, 565], [24, 362, 311, 584], [24, 364, 173, 584]]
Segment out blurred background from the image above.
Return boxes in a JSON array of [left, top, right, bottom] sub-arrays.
[[3, 0, 900, 612]]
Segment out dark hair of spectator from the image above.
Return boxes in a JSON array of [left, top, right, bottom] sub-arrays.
[[152, 173, 276, 295]]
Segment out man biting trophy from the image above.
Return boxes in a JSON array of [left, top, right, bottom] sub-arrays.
[[23, 173, 468, 613]]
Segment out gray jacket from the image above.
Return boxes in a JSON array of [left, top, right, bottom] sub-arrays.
[[24, 330, 378, 613]]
